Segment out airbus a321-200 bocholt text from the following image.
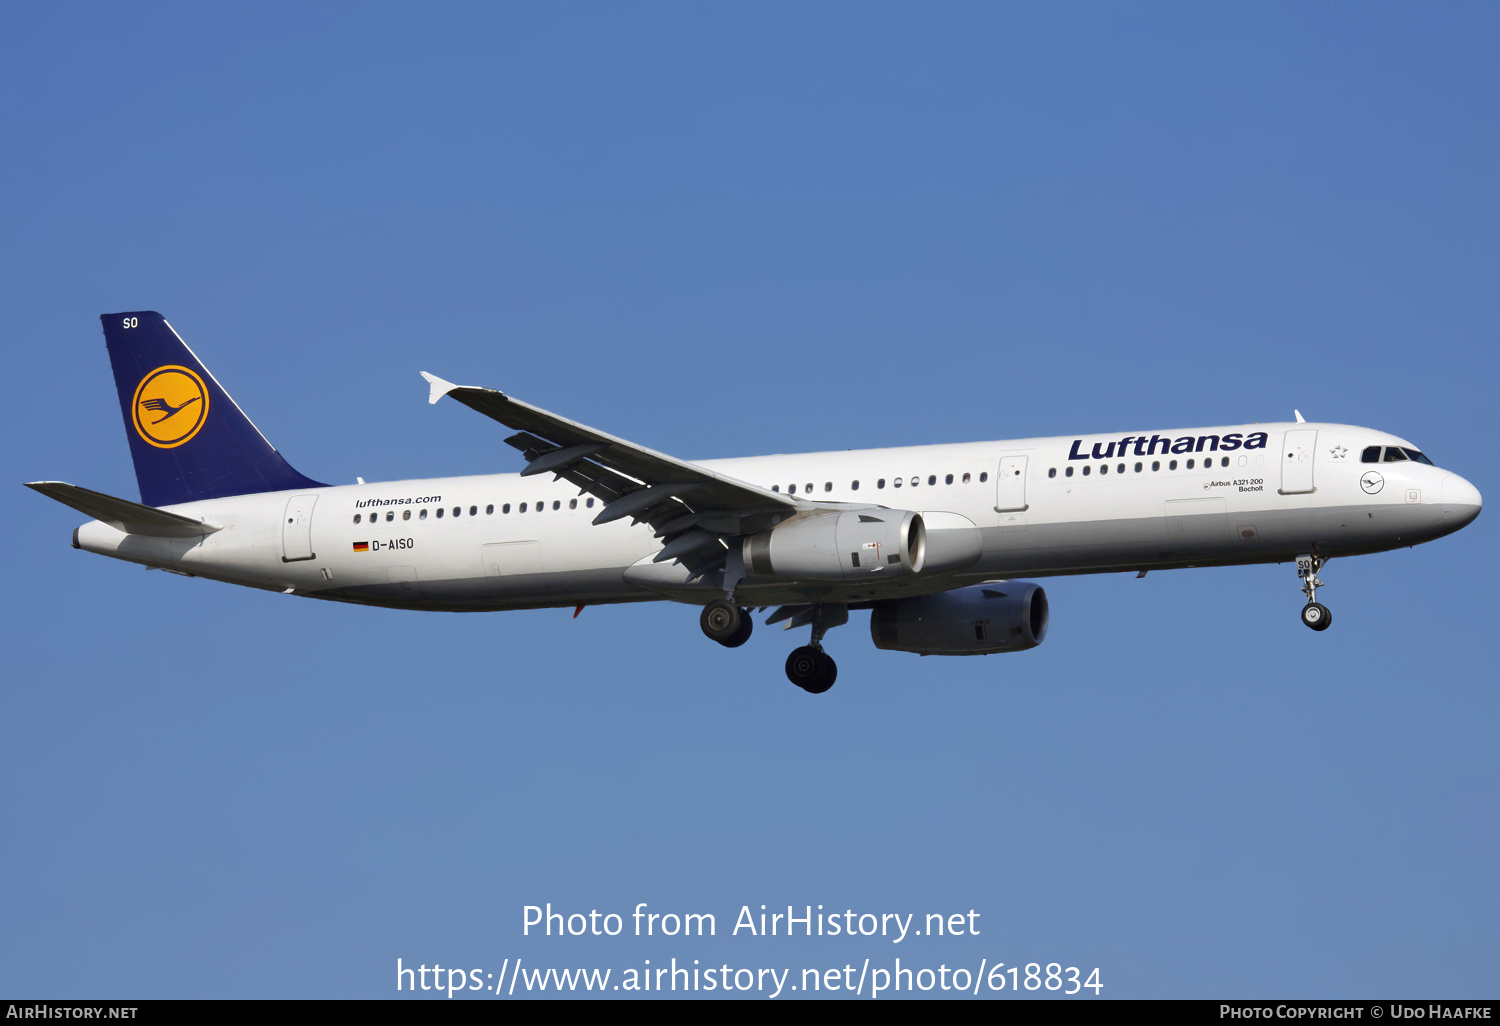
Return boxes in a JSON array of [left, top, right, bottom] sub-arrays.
[[27, 312, 1483, 692]]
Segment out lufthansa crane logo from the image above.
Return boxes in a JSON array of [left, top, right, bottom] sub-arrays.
[[131, 365, 209, 448]]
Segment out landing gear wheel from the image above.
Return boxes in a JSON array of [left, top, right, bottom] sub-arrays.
[[700, 600, 745, 645], [722, 614, 753, 648], [1301, 602, 1332, 631], [786, 646, 837, 693]]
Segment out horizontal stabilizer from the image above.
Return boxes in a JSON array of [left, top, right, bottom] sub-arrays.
[[25, 481, 222, 537]]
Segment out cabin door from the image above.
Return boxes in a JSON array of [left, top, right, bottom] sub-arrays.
[[281, 494, 318, 562], [1280, 429, 1318, 494]]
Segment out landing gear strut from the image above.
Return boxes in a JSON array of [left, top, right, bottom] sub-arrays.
[[1296, 553, 1332, 632], [701, 599, 752, 647]]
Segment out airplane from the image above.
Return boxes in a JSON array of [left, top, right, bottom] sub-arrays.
[[26, 312, 1483, 693]]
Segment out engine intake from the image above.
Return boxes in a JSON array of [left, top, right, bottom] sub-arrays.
[[743, 510, 925, 581], [870, 583, 1048, 655]]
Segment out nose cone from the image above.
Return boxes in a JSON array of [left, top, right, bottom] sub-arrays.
[[1440, 473, 1483, 529]]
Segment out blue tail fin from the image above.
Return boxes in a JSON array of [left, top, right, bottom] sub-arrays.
[[102, 311, 326, 507]]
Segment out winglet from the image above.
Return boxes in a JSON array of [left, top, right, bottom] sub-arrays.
[[420, 371, 460, 405], [1294, 409, 1306, 423]]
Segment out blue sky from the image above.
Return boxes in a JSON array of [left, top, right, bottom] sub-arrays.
[[2, 2, 1496, 999]]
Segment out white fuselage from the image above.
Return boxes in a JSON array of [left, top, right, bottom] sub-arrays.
[[72, 421, 1483, 612]]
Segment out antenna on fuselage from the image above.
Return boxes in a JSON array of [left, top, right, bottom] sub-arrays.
[[1294, 410, 1306, 423]]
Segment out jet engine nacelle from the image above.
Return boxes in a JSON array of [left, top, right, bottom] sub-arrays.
[[870, 582, 1049, 655], [743, 510, 925, 581]]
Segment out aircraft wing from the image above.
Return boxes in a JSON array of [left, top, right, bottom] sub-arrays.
[[422, 373, 800, 580]]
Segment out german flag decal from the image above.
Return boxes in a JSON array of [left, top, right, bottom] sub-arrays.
[[352, 541, 369, 552]]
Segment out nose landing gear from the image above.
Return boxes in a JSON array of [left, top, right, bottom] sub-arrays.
[[1297, 553, 1333, 632]]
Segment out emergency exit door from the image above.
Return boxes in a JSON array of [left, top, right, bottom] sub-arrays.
[[995, 456, 1029, 512], [281, 494, 318, 562]]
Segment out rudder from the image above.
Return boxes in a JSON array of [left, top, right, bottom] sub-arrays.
[[102, 311, 325, 507]]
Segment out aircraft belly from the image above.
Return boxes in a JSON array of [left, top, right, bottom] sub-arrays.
[[965, 501, 1448, 577], [325, 566, 646, 611], [972, 516, 1170, 575]]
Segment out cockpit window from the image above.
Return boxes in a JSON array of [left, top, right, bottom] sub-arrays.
[[1361, 446, 1381, 463], [1383, 447, 1409, 463], [1402, 448, 1435, 466]]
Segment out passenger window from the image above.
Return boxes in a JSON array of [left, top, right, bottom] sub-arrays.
[[569, 498, 577, 509], [520, 503, 527, 513], [927, 475, 936, 486], [806, 483, 814, 494], [1152, 461, 1160, 471], [419, 508, 428, 520], [962, 473, 971, 483], [945, 474, 954, 484], [353, 514, 361, 524], [1101, 464, 1109, 475], [1187, 459, 1195, 469], [851, 480, 859, 490], [824, 482, 832, 492], [1048, 468, 1057, 478], [1065, 466, 1074, 478], [553, 500, 560, 510], [486, 504, 494, 515], [1082, 466, 1091, 476], [470, 505, 478, 516], [503, 504, 511, 514], [980, 472, 988, 482], [586, 498, 594, 508], [1134, 462, 1142, 473], [1221, 457, 1229, 468], [771, 485, 779, 492], [877, 479, 886, 489], [1117, 463, 1125, 474], [385, 511, 394, 522], [452, 507, 461, 517], [1383, 448, 1409, 463], [1169, 460, 1178, 470], [436, 508, 444, 519], [1361, 446, 1381, 463], [910, 477, 919, 487], [789, 484, 797, 494]]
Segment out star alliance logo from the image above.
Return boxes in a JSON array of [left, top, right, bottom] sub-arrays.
[[1330, 445, 1349, 461]]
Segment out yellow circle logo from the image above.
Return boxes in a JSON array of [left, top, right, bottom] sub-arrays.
[[132, 365, 209, 448]]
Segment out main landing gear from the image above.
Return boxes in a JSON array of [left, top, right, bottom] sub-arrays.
[[1296, 552, 1333, 632], [780, 604, 846, 694], [700, 599, 752, 648], [697, 600, 845, 694], [785, 646, 837, 694]]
